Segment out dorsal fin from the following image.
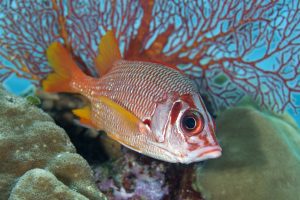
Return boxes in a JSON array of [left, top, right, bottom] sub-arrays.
[[94, 30, 121, 76]]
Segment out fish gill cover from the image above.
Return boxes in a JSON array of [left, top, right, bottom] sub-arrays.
[[0, 0, 299, 116]]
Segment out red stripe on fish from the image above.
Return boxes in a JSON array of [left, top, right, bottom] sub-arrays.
[[180, 94, 197, 108], [43, 30, 221, 164], [170, 101, 182, 125]]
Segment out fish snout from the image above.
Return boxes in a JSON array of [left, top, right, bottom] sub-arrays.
[[178, 145, 222, 164]]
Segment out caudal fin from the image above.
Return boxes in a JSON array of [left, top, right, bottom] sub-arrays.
[[42, 42, 85, 93]]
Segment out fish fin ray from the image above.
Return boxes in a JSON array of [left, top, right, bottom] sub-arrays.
[[94, 31, 121, 76], [98, 96, 151, 152], [98, 96, 140, 130], [72, 105, 96, 128], [42, 42, 86, 93]]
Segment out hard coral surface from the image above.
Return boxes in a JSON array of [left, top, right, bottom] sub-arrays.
[[38, 91, 111, 164], [0, 86, 106, 200], [38, 91, 205, 200], [194, 105, 300, 200], [9, 169, 89, 200]]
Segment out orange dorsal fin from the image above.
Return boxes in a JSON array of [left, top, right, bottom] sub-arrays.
[[42, 42, 85, 93], [72, 105, 96, 128], [94, 31, 121, 76]]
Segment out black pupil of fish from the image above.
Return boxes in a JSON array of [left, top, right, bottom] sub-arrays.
[[183, 116, 197, 130]]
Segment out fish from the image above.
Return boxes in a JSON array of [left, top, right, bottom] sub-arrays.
[[42, 31, 222, 164]]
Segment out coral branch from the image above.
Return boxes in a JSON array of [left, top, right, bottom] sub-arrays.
[[51, 0, 70, 50], [0, 0, 299, 113]]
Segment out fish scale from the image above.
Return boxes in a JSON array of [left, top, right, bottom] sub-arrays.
[[42, 31, 222, 163], [88, 60, 198, 119]]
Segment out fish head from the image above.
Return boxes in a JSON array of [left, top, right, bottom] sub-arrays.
[[150, 93, 222, 164]]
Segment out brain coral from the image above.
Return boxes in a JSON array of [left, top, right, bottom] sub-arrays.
[[0, 85, 106, 200], [194, 103, 300, 200]]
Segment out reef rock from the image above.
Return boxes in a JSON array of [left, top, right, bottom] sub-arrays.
[[9, 169, 89, 200], [0, 86, 106, 200], [194, 105, 300, 200]]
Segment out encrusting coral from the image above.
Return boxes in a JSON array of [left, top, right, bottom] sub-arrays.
[[37, 91, 118, 163], [194, 103, 300, 200], [9, 169, 91, 200], [0, 85, 106, 200]]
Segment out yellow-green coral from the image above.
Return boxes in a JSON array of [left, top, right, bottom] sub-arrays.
[[194, 105, 300, 200], [0, 85, 106, 200], [9, 169, 90, 200]]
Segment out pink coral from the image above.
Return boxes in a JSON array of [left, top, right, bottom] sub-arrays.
[[0, 0, 299, 112]]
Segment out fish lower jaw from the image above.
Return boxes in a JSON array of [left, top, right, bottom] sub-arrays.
[[148, 141, 222, 164], [176, 145, 222, 164]]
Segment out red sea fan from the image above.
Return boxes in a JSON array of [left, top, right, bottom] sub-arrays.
[[0, 1, 59, 84], [0, 0, 299, 113]]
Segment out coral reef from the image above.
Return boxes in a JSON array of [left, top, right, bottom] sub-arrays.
[[1, 0, 300, 113], [93, 151, 169, 200], [93, 149, 206, 200], [37, 91, 112, 163], [194, 104, 300, 200], [0, 86, 106, 200], [37, 90, 204, 199], [9, 169, 90, 200]]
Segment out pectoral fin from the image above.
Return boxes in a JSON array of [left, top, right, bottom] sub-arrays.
[[99, 96, 141, 131], [99, 96, 151, 152]]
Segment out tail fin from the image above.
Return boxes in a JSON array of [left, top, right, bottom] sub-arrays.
[[42, 42, 85, 93]]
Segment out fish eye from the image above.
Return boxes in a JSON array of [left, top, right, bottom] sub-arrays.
[[182, 116, 196, 130], [181, 110, 204, 134]]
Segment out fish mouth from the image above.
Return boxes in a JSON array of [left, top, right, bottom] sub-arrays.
[[148, 141, 222, 164], [198, 146, 222, 158], [180, 145, 222, 164], [196, 146, 222, 161]]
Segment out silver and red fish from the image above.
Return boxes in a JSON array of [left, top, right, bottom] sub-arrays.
[[42, 31, 222, 164]]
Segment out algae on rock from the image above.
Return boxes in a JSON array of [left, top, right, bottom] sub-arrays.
[[0, 86, 106, 200], [194, 105, 300, 200]]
